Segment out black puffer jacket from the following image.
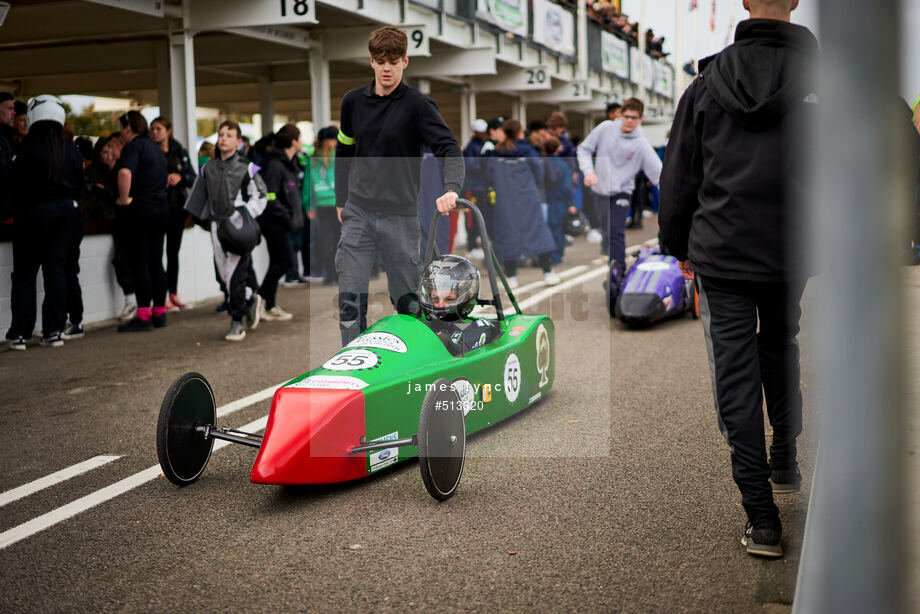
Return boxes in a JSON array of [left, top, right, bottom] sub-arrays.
[[259, 148, 303, 230], [164, 137, 196, 211], [658, 19, 819, 281]]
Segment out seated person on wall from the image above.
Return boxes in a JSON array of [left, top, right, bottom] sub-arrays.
[[418, 255, 502, 357]]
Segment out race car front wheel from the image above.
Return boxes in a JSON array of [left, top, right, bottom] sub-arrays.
[[417, 378, 466, 501], [156, 372, 216, 486]]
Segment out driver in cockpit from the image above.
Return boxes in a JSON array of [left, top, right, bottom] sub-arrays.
[[418, 255, 502, 356]]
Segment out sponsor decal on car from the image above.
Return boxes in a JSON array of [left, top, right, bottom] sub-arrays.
[[509, 325, 527, 337], [288, 375, 369, 390], [346, 332, 408, 353], [322, 349, 381, 371], [369, 431, 399, 472], [535, 324, 550, 387], [637, 259, 671, 272]]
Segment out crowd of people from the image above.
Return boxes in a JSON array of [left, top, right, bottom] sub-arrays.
[[0, 28, 669, 350], [0, 96, 663, 348], [556, 0, 668, 57], [0, 91, 345, 346]]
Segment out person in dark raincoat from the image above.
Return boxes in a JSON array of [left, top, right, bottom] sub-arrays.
[[485, 119, 560, 288], [417, 147, 451, 258]]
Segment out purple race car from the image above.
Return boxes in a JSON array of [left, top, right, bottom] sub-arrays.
[[614, 244, 700, 327]]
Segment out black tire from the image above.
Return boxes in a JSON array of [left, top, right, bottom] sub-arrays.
[[417, 378, 466, 501], [156, 372, 216, 486]]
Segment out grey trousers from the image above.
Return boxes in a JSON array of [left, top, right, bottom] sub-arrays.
[[335, 203, 422, 345]]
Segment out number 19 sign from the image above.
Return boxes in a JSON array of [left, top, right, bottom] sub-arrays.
[[187, 0, 317, 31]]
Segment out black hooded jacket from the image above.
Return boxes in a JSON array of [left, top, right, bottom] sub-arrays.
[[259, 147, 304, 231], [658, 19, 819, 281]]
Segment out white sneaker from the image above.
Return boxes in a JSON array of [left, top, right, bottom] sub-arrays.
[[225, 320, 246, 341], [260, 303, 294, 321], [586, 229, 602, 244], [507, 276, 519, 289], [543, 271, 562, 286], [467, 248, 485, 260], [119, 300, 137, 321], [642, 209, 653, 218]]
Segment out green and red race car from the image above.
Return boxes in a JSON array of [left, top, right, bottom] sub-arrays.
[[156, 201, 555, 500]]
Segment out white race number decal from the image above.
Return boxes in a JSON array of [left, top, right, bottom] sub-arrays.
[[323, 349, 378, 371], [504, 354, 521, 403]]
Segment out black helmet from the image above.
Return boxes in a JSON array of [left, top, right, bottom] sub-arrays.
[[418, 255, 480, 321], [564, 210, 588, 237]]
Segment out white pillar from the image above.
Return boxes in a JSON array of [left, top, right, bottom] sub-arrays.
[[459, 86, 471, 142], [514, 96, 526, 126], [309, 47, 331, 131], [155, 39, 172, 122], [675, 0, 685, 93], [169, 27, 197, 171], [577, 0, 588, 80], [259, 76, 274, 136]]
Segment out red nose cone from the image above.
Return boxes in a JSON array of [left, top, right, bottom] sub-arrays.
[[250, 387, 368, 484]]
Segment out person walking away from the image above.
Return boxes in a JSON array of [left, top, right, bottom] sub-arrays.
[[627, 171, 650, 229], [98, 134, 138, 321], [485, 119, 559, 288], [150, 116, 196, 311], [576, 97, 661, 292], [658, 0, 818, 558], [4, 95, 84, 349], [335, 25, 464, 345], [461, 119, 490, 259], [257, 123, 303, 322], [114, 110, 169, 332], [60, 137, 94, 340], [184, 120, 268, 341], [304, 126, 340, 285], [0, 92, 15, 223], [543, 136, 577, 265]]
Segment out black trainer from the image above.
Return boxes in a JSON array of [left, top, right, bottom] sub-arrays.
[[62, 323, 84, 340], [39, 332, 64, 347], [152, 314, 167, 328], [770, 460, 802, 494], [118, 317, 154, 332], [742, 521, 783, 558]]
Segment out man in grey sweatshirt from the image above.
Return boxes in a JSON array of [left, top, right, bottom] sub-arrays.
[[576, 97, 662, 284]]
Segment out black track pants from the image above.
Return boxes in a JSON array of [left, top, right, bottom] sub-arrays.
[[696, 274, 806, 524]]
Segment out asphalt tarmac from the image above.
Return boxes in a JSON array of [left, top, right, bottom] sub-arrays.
[[0, 218, 916, 612]]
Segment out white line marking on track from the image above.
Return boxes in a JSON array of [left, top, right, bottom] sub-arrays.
[[0, 456, 122, 508], [516, 265, 608, 312], [217, 383, 279, 418], [0, 414, 270, 551]]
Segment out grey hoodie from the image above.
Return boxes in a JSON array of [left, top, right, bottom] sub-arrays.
[[576, 119, 662, 198]]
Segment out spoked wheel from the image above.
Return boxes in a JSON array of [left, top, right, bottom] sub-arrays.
[[156, 372, 216, 486], [417, 378, 466, 501]]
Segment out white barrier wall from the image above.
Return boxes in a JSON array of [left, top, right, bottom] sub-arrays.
[[0, 227, 271, 334]]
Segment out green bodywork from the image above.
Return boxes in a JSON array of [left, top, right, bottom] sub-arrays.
[[285, 313, 555, 473]]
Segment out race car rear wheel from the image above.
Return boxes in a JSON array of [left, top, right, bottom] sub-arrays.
[[418, 378, 466, 501], [157, 372, 216, 486]]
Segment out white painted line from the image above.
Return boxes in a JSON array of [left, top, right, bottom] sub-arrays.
[[0, 414, 270, 551], [516, 265, 608, 312], [217, 383, 279, 418], [471, 264, 589, 317], [0, 456, 122, 508]]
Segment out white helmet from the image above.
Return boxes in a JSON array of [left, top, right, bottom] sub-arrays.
[[27, 94, 66, 127]]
